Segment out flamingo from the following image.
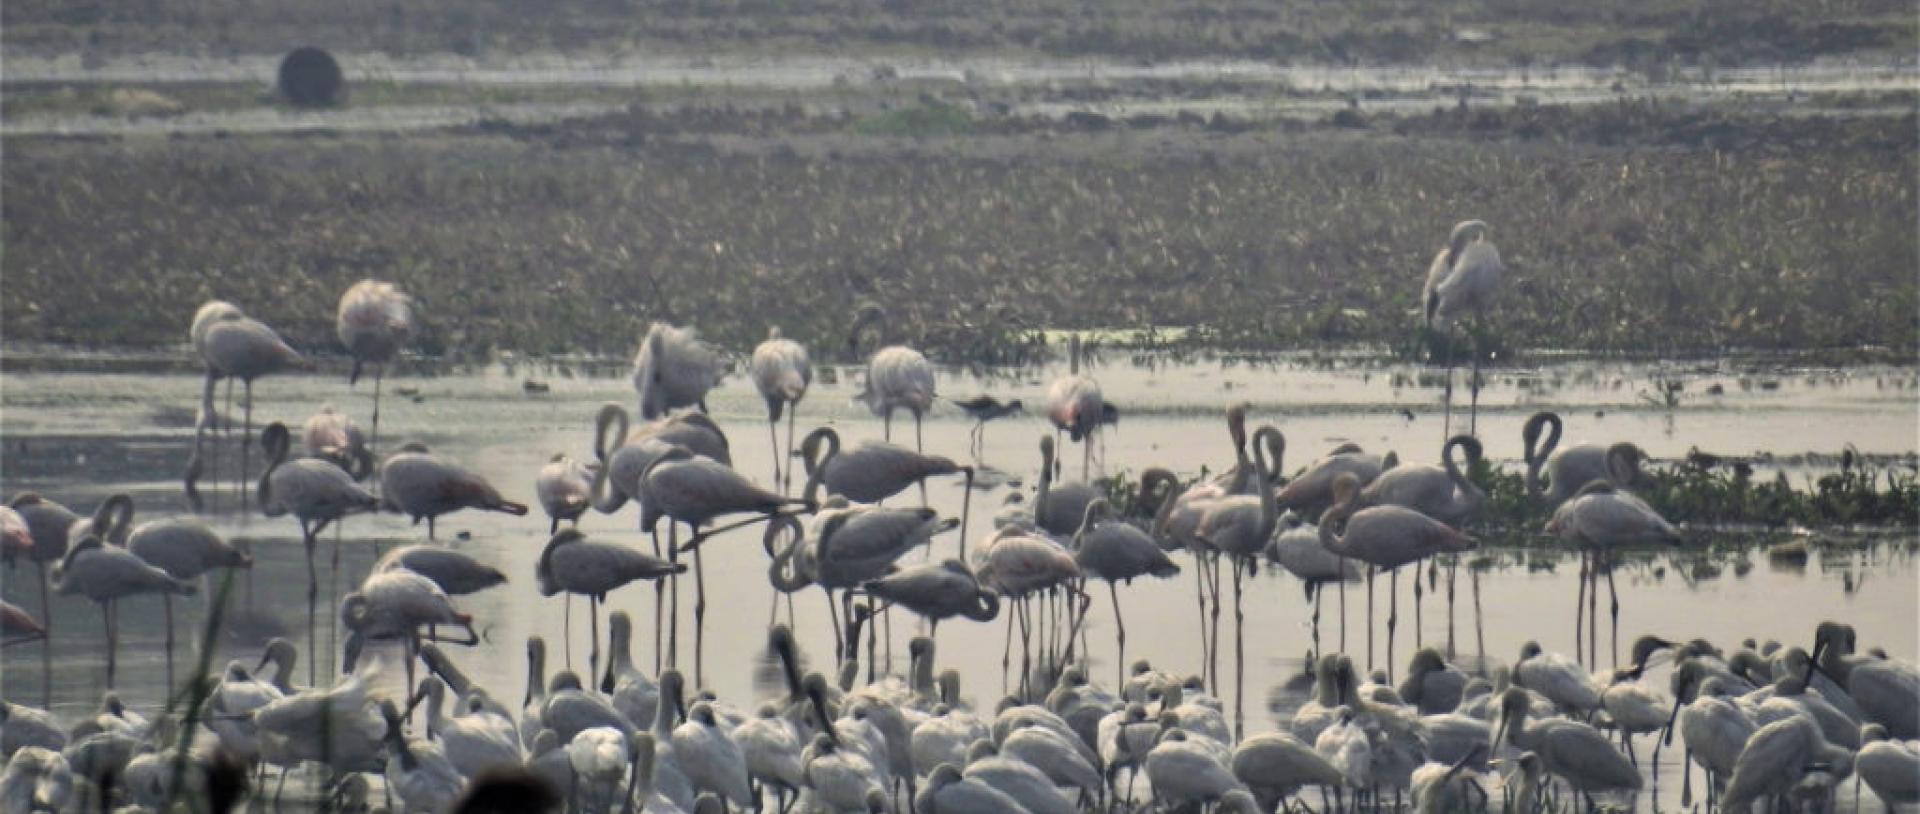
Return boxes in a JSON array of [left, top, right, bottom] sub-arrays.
[[974, 528, 1082, 699], [643, 443, 804, 685], [51, 533, 195, 687], [592, 403, 731, 668], [1359, 433, 1485, 652], [1491, 687, 1640, 807], [1045, 336, 1105, 480], [340, 567, 481, 700], [535, 453, 596, 534], [187, 300, 244, 504], [126, 515, 250, 675], [1522, 412, 1649, 507], [258, 420, 379, 677], [634, 322, 726, 420], [5, 493, 76, 657], [847, 304, 937, 452], [1547, 479, 1682, 668], [951, 396, 1024, 458], [191, 314, 304, 512], [337, 279, 414, 465], [1422, 219, 1504, 437], [381, 443, 529, 539], [302, 405, 374, 480], [1031, 435, 1100, 538], [1318, 472, 1476, 679], [535, 529, 683, 678], [1068, 498, 1179, 687], [1, 601, 45, 648], [795, 427, 974, 521], [375, 544, 507, 596], [1273, 442, 1397, 523], [1265, 514, 1359, 661], [1192, 425, 1281, 739], [771, 503, 956, 660], [861, 559, 1002, 637], [752, 327, 812, 491]]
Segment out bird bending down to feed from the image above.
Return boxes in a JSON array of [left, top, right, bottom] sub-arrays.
[[381, 443, 529, 539], [1422, 219, 1503, 439], [336, 279, 414, 466], [632, 321, 726, 421]]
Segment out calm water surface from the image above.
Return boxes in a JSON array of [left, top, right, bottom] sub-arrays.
[[2, 352, 1915, 810]]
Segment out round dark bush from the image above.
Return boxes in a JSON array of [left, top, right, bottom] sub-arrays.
[[278, 47, 344, 108]]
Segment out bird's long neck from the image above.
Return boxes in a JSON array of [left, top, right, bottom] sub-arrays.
[[1524, 414, 1561, 500], [1445, 438, 1487, 508]]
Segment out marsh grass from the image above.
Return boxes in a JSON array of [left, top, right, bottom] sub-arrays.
[[5, 100, 1912, 364]]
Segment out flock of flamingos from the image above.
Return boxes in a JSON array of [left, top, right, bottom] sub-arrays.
[[1, 220, 1915, 813]]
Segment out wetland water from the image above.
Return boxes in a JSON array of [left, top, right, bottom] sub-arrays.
[[2, 351, 1915, 810]]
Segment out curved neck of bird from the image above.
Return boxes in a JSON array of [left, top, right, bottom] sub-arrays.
[[967, 590, 1000, 623], [1317, 495, 1354, 557], [1444, 438, 1487, 506], [587, 450, 629, 516], [1257, 427, 1287, 483], [1251, 432, 1279, 536], [423, 681, 447, 735], [630, 737, 657, 804], [1227, 412, 1249, 481], [595, 405, 630, 463], [767, 517, 812, 594], [799, 430, 838, 508], [92, 494, 134, 545], [1037, 441, 1056, 507], [1072, 500, 1103, 550], [1523, 414, 1560, 499], [1139, 470, 1180, 536], [259, 427, 291, 512]]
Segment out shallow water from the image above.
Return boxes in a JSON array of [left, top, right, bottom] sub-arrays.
[[2, 351, 1915, 810], [4, 54, 1914, 137]]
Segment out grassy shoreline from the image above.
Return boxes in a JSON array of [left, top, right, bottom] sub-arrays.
[[4, 99, 1913, 363]]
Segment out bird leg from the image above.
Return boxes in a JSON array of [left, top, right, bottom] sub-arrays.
[[1366, 566, 1376, 673], [1387, 568, 1399, 682], [957, 468, 974, 562], [164, 595, 176, 689], [36, 563, 52, 706], [1193, 560, 1210, 682], [241, 380, 254, 514], [370, 364, 385, 481], [104, 599, 116, 688], [769, 419, 783, 491], [1588, 551, 1598, 669], [1208, 554, 1222, 693], [1605, 556, 1620, 669], [827, 588, 844, 663], [1338, 557, 1348, 654], [1414, 566, 1424, 651], [1440, 331, 1454, 442], [668, 523, 682, 671], [1233, 556, 1246, 742], [915, 411, 925, 454], [695, 542, 708, 689], [651, 526, 665, 674], [785, 408, 799, 496], [1468, 329, 1483, 437], [1002, 596, 1015, 695], [1311, 581, 1323, 663], [1446, 560, 1457, 660], [1472, 567, 1485, 660], [591, 594, 602, 684], [1018, 596, 1033, 700], [1110, 581, 1126, 689], [1574, 550, 1588, 669], [307, 532, 319, 687]]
